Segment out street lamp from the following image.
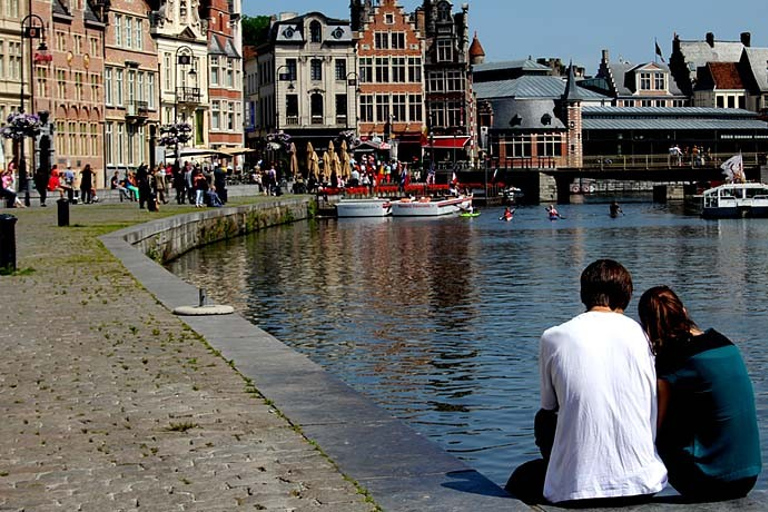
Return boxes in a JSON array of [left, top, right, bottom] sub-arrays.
[[174, 46, 197, 122], [275, 64, 295, 134], [18, 15, 47, 206]]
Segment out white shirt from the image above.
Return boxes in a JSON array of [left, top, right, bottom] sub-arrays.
[[540, 311, 667, 503]]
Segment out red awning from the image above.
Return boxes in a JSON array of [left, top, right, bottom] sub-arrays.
[[422, 136, 471, 149]]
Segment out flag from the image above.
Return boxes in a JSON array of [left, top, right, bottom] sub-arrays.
[[721, 154, 744, 183], [451, 171, 458, 185], [655, 40, 665, 63]]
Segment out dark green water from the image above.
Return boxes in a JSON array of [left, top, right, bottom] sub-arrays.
[[168, 200, 768, 487]]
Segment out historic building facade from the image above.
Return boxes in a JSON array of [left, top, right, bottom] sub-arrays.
[[351, 0, 424, 161], [0, 0, 25, 170], [103, 0, 160, 178], [256, 12, 356, 150]]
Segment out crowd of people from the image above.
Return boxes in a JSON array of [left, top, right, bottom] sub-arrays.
[[506, 259, 761, 506]]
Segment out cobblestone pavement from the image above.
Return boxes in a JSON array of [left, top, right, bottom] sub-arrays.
[[0, 202, 377, 512]]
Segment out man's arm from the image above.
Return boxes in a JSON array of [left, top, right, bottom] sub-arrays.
[[538, 335, 558, 460]]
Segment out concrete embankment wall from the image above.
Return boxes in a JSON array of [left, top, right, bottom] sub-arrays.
[[123, 198, 312, 263]]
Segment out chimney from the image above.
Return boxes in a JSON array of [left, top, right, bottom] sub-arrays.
[[602, 49, 609, 63], [741, 32, 751, 47], [706, 32, 715, 47]]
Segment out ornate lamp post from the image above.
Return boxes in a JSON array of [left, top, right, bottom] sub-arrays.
[[174, 46, 197, 122], [14, 15, 48, 206]]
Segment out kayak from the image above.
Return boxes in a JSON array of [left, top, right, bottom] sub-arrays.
[[460, 211, 481, 218]]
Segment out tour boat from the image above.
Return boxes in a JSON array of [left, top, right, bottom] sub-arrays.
[[390, 195, 472, 217], [336, 198, 393, 217], [701, 182, 768, 219]]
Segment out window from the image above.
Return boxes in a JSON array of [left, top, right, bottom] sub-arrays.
[[286, 94, 298, 124], [75, 72, 84, 102], [360, 58, 373, 83], [135, 19, 143, 50], [429, 102, 445, 127], [0, 42, 4, 77], [210, 56, 219, 85], [375, 57, 389, 82], [115, 15, 122, 46], [91, 123, 99, 158], [408, 94, 422, 122], [376, 94, 389, 123], [115, 69, 123, 106], [311, 93, 323, 124], [374, 32, 389, 50], [408, 58, 421, 82], [446, 70, 462, 92], [536, 134, 562, 157], [640, 72, 652, 90], [392, 57, 406, 82], [335, 94, 347, 124], [392, 94, 406, 122], [311, 59, 322, 81], [437, 39, 452, 62], [428, 71, 444, 92], [509, 135, 531, 157], [335, 59, 347, 80], [654, 72, 665, 90], [228, 102, 234, 130], [447, 101, 462, 127], [384, 13, 394, 24], [164, 53, 171, 91], [310, 21, 322, 43], [391, 32, 405, 50], [91, 74, 99, 103], [137, 72, 144, 102], [226, 59, 234, 87], [125, 18, 132, 49], [360, 94, 374, 122], [147, 73, 155, 108], [727, 96, 735, 108], [104, 68, 113, 105], [285, 58, 297, 81]]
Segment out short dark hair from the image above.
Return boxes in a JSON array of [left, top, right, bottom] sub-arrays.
[[580, 259, 633, 311]]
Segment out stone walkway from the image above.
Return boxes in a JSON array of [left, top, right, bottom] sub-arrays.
[[0, 202, 376, 511]]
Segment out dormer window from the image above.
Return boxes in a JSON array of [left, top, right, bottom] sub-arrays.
[[639, 70, 666, 91], [541, 113, 552, 126], [437, 1, 451, 21], [282, 27, 295, 39], [332, 27, 344, 40], [310, 21, 322, 43]]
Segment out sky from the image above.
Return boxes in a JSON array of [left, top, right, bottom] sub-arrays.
[[244, 0, 768, 75]]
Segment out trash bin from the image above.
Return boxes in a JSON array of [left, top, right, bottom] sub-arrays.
[[0, 214, 17, 272], [57, 198, 69, 227], [147, 193, 157, 212]]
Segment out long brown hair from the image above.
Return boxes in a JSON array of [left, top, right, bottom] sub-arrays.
[[638, 286, 698, 355]]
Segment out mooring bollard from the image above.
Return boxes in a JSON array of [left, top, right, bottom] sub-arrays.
[[0, 214, 17, 272], [57, 198, 69, 227]]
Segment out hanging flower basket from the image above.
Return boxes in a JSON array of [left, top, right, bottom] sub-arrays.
[[1, 112, 42, 140], [158, 122, 192, 146]]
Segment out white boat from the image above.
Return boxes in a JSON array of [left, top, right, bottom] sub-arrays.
[[701, 182, 768, 219], [390, 195, 472, 217], [336, 198, 393, 217]]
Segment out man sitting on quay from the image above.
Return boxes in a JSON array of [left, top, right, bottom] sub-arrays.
[[506, 259, 667, 505]]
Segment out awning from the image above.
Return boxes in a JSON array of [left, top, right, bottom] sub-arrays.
[[165, 147, 229, 158], [422, 136, 471, 149], [358, 139, 391, 150], [217, 147, 257, 156]]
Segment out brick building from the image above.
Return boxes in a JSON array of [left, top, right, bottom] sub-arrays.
[[351, 0, 425, 162]]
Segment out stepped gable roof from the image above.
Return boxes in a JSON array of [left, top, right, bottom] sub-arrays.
[[469, 32, 485, 59], [742, 48, 768, 91], [488, 98, 565, 131], [707, 62, 745, 89], [475, 75, 607, 100]]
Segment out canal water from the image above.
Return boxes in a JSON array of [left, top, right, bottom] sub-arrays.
[[167, 198, 768, 489]]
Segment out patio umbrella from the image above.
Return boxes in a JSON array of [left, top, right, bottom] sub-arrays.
[[323, 140, 340, 183], [288, 142, 299, 179], [339, 139, 351, 180], [306, 142, 320, 180]]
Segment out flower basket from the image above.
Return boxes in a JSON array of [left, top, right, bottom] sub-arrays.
[[1, 112, 42, 140], [159, 122, 192, 147], [344, 187, 369, 196], [374, 185, 399, 194]]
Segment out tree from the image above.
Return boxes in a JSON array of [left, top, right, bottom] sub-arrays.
[[242, 15, 271, 47]]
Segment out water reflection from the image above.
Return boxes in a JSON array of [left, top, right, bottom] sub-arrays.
[[168, 202, 768, 487]]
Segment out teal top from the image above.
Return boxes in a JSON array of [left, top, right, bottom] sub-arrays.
[[656, 329, 762, 483]]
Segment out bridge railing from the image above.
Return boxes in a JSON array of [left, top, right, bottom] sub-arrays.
[[582, 152, 763, 170]]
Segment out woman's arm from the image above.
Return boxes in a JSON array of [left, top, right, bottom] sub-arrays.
[[657, 378, 671, 429]]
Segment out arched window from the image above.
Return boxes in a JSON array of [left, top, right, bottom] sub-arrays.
[[310, 21, 322, 43], [437, 1, 451, 21], [311, 93, 323, 124]]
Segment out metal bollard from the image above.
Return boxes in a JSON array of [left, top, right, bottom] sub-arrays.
[[57, 198, 70, 227], [198, 288, 207, 307], [0, 214, 17, 272]]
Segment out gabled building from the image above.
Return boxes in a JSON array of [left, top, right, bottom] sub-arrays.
[[580, 50, 688, 107], [148, 0, 209, 149], [352, 0, 425, 161], [0, 0, 26, 171], [414, 0, 475, 165], [103, 0, 160, 178], [243, 45, 259, 152], [256, 12, 356, 151], [694, 62, 747, 109], [201, 0, 244, 154], [738, 47, 768, 114]]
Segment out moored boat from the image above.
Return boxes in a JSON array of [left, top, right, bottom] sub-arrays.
[[701, 182, 768, 219], [390, 195, 472, 217], [336, 198, 393, 217]]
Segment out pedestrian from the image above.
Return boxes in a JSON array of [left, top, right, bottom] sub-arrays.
[[153, 164, 168, 204], [34, 163, 49, 207], [506, 259, 667, 505], [63, 164, 76, 203], [213, 165, 228, 204], [638, 286, 761, 501], [79, 164, 96, 204]]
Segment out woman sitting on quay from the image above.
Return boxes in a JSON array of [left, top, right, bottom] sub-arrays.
[[638, 286, 762, 501]]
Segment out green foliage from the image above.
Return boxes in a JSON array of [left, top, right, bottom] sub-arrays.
[[242, 15, 271, 47]]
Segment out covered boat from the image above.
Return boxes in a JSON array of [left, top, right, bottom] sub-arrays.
[[701, 182, 768, 219], [336, 198, 392, 217], [390, 195, 472, 217]]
